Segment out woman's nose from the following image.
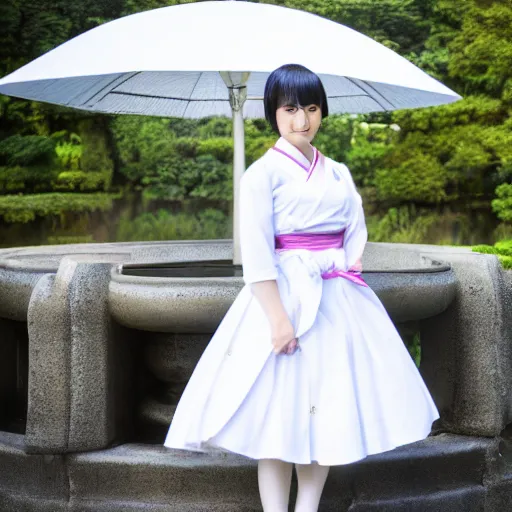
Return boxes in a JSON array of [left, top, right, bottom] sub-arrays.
[[294, 109, 309, 130]]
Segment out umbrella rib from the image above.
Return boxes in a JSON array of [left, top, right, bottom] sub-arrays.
[[109, 90, 229, 102], [181, 71, 206, 117], [188, 71, 203, 100], [326, 94, 386, 99], [80, 71, 142, 107], [361, 80, 396, 109], [345, 77, 395, 110]]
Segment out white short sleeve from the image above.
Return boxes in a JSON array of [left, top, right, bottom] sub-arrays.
[[239, 164, 278, 285]]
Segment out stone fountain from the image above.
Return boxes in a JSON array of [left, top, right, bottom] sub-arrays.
[[0, 240, 511, 511]]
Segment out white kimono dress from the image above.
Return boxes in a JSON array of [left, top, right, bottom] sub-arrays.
[[164, 136, 439, 466]]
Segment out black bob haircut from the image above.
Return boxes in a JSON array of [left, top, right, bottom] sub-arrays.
[[264, 64, 329, 134]]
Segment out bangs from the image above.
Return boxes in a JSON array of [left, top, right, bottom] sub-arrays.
[[264, 64, 329, 133], [275, 74, 325, 109]]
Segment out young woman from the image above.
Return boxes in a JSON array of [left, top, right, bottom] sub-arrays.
[[165, 64, 439, 511]]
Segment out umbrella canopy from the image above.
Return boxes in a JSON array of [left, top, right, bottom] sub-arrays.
[[0, 1, 460, 116], [0, 1, 462, 263]]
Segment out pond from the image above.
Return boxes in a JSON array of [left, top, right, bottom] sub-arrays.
[[0, 192, 503, 249]]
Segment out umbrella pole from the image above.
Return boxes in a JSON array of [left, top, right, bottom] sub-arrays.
[[232, 102, 245, 266], [221, 71, 250, 266]]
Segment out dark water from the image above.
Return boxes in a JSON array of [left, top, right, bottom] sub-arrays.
[[0, 194, 232, 249], [0, 193, 502, 249]]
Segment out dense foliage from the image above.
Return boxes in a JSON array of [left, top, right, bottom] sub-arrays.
[[473, 240, 512, 270], [0, 0, 511, 252], [0, 192, 117, 223]]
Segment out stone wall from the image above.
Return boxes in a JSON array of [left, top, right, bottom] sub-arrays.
[[0, 240, 510, 510]]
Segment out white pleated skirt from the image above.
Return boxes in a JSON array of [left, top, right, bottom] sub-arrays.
[[164, 276, 440, 466]]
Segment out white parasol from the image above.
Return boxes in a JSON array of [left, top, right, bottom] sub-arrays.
[[0, 1, 461, 263]]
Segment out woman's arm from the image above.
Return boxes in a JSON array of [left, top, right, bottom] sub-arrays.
[[336, 162, 367, 271], [239, 166, 297, 355], [250, 280, 298, 354]]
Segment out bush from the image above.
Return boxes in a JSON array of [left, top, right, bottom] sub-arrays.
[[492, 183, 512, 222], [53, 170, 113, 192], [0, 193, 118, 223], [0, 166, 60, 194], [198, 117, 232, 138], [0, 135, 56, 167], [197, 138, 233, 164], [375, 151, 447, 204], [111, 116, 176, 182], [54, 134, 82, 170], [173, 138, 199, 159], [366, 206, 438, 243], [46, 235, 95, 245], [142, 154, 232, 201], [472, 239, 512, 269]]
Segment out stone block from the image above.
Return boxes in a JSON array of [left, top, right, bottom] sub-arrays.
[[348, 487, 485, 511], [418, 250, 512, 436], [26, 256, 134, 453], [0, 431, 68, 503], [486, 476, 512, 511], [68, 444, 260, 509], [26, 273, 70, 452], [350, 434, 495, 501], [67, 261, 117, 452]]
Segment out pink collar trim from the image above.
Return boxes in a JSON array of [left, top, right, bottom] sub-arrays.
[[272, 138, 320, 181]]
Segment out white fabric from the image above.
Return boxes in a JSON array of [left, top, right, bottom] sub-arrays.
[[0, 1, 461, 116], [164, 138, 440, 465]]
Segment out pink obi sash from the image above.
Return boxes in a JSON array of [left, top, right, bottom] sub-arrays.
[[274, 231, 368, 287]]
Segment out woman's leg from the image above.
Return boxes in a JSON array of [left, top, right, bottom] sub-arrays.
[[258, 458, 293, 512], [294, 463, 330, 512]]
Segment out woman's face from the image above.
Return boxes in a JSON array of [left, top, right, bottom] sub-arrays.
[[275, 102, 322, 146]]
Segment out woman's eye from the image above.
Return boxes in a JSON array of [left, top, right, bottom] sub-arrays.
[[309, 107, 318, 112]]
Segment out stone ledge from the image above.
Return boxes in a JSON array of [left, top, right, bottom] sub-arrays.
[[0, 432, 68, 501], [1, 431, 510, 511], [64, 434, 503, 508], [348, 487, 485, 511]]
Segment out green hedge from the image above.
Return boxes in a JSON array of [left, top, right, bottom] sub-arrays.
[[0, 193, 119, 223], [53, 170, 112, 192], [0, 166, 60, 193], [472, 240, 512, 269], [0, 167, 113, 194]]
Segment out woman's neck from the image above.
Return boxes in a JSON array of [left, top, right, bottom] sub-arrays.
[[297, 143, 314, 164], [284, 137, 315, 164]]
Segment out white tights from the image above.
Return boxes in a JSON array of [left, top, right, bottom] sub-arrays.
[[258, 459, 330, 512]]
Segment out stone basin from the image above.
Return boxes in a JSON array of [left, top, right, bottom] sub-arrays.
[[109, 254, 457, 333]]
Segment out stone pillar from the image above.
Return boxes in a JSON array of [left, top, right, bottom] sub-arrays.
[[26, 256, 133, 453], [416, 250, 512, 436]]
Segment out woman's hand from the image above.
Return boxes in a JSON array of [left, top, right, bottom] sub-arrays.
[[271, 319, 299, 355], [349, 258, 363, 273], [282, 337, 300, 355], [249, 280, 300, 355]]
